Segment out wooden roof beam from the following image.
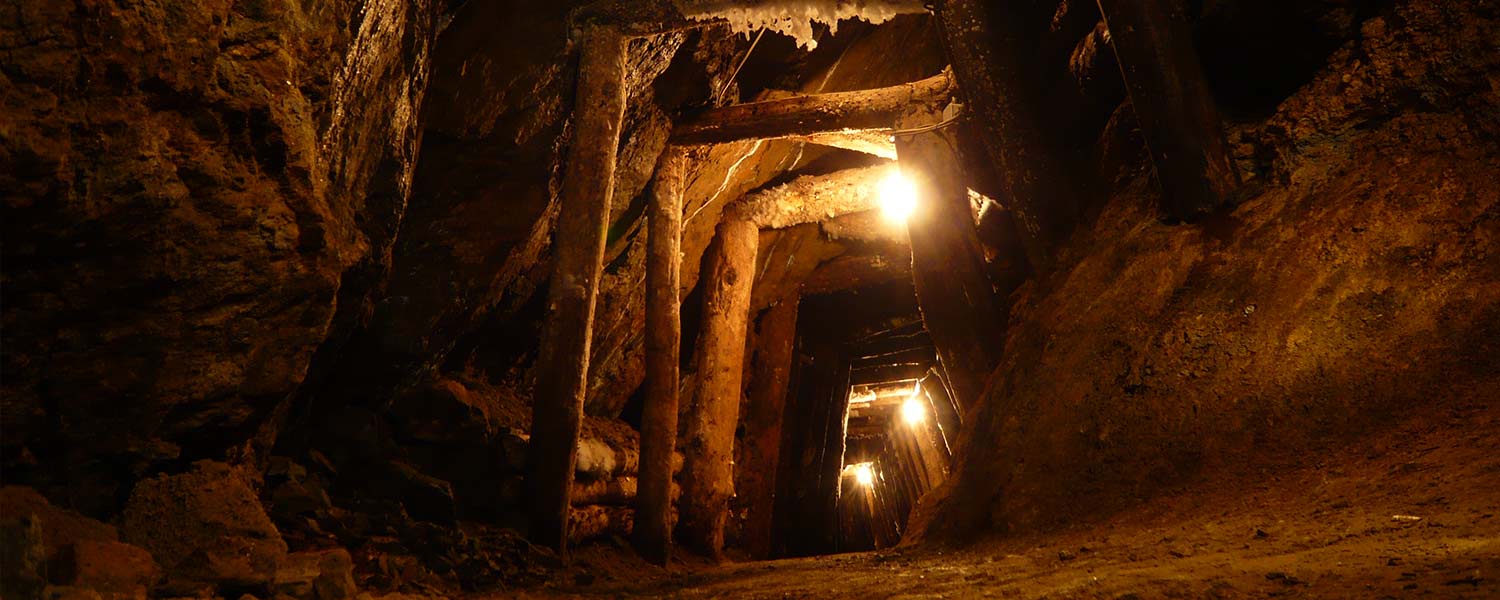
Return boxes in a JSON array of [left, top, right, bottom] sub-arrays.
[[672, 70, 956, 146]]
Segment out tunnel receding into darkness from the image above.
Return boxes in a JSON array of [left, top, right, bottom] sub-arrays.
[[2, 0, 1497, 598]]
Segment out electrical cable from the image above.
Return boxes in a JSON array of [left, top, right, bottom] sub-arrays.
[[715, 28, 767, 104], [887, 105, 965, 138]]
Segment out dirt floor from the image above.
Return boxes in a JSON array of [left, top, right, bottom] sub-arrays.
[[512, 397, 1498, 599]]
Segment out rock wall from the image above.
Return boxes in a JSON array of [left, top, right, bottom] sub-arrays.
[[914, 0, 1500, 542], [1, 0, 437, 515]]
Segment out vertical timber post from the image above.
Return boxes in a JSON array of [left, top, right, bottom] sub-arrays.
[[896, 105, 1005, 413], [740, 294, 800, 559], [1095, 0, 1240, 221], [934, 0, 1085, 269], [680, 218, 759, 559], [526, 26, 628, 557], [634, 148, 686, 566]]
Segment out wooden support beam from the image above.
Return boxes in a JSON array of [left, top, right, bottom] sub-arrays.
[[568, 505, 634, 544], [671, 71, 955, 146], [803, 253, 912, 297], [820, 210, 909, 246], [910, 405, 950, 486], [633, 148, 686, 566], [1095, 0, 1241, 221], [934, 0, 1084, 268], [849, 362, 930, 386], [852, 345, 935, 369], [780, 342, 854, 557], [573, 476, 638, 506], [922, 367, 962, 454], [852, 333, 933, 360], [814, 348, 854, 553], [896, 105, 1005, 413], [768, 344, 809, 557], [739, 296, 801, 559], [525, 26, 629, 557], [725, 165, 895, 229], [787, 130, 897, 159], [680, 219, 760, 558]]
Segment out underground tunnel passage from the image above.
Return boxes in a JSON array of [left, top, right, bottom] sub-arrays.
[[2, 0, 1498, 598]]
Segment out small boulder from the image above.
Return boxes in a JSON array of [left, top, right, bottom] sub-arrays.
[[387, 379, 494, 447], [119, 461, 288, 589], [367, 461, 456, 526], [271, 548, 355, 600], [498, 429, 528, 472], [311, 550, 356, 600], [50, 540, 160, 597], [266, 457, 333, 523]]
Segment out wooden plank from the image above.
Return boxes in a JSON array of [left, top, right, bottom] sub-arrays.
[[739, 295, 801, 559]]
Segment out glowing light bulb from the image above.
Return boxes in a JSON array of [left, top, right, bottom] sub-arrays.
[[901, 396, 926, 426], [853, 463, 875, 487], [878, 171, 918, 224]]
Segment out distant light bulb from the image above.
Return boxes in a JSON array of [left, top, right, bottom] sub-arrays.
[[901, 396, 926, 426], [878, 171, 918, 224], [854, 463, 875, 487]]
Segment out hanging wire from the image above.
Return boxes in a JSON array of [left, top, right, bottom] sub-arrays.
[[888, 104, 966, 138], [714, 28, 767, 105]]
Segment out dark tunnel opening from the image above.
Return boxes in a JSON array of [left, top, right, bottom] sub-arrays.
[[760, 280, 958, 558]]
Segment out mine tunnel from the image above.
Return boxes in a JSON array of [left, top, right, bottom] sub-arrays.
[[2, 0, 1498, 599]]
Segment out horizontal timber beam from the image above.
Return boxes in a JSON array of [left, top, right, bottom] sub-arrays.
[[803, 253, 912, 297], [787, 130, 897, 159], [852, 331, 932, 357], [849, 362, 931, 386], [852, 345, 935, 369], [725, 165, 896, 229], [672, 70, 955, 146]]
